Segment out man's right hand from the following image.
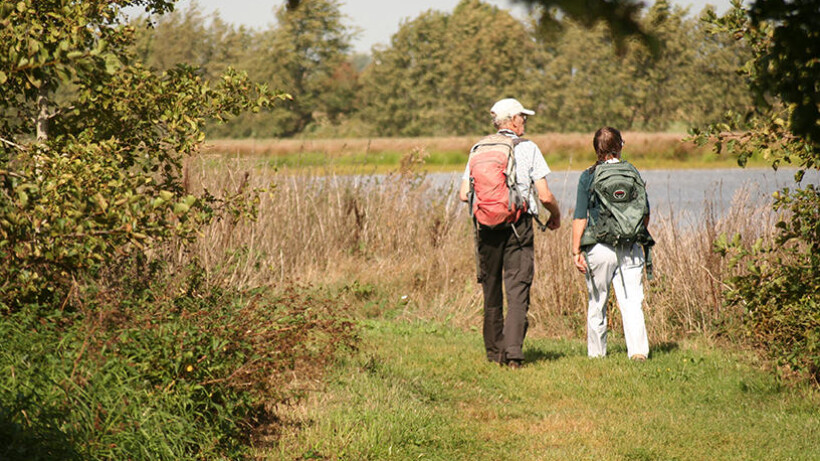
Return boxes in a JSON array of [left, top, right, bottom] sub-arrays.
[[546, 214, 560, 230]]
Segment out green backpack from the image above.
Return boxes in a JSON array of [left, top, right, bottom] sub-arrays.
[[580, 161, 655, 278]]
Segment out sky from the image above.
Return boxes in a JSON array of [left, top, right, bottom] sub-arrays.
[[126, 0, 736, 54]]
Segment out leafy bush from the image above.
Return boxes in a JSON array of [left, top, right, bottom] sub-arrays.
[[716, 185, 820, 383], [0, 271, 357, 460], [694, 2, 819, 385], [0, 1, 357, 458]]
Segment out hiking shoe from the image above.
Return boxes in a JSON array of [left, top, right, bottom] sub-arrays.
[[506, 360, 523, 369], [630, 354, 647, 362]]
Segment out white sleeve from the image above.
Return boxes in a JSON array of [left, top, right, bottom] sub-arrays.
[[528, 142, 550, 181]]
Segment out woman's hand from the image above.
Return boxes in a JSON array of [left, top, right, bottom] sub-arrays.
[[573, 252, 587, 274]]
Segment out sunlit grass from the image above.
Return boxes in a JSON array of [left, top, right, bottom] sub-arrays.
[[267, 319, 820, 460], [201, 132, 771, 173]]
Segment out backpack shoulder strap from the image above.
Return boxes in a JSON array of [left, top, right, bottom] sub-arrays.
[[587, 162, 602, 196], [619, 160, 642, 177], [470, 133, 515, 155]]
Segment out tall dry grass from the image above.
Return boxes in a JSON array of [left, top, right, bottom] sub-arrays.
[[188, 156, 776, 344]]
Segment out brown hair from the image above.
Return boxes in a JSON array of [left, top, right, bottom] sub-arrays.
[[593, 127, 623, 162]]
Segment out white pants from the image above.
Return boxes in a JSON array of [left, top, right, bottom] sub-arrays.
[[584, 243, 649, 358]]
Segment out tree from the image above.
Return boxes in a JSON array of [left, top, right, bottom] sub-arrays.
[[132, 2, 212, 72], [359, 9, 450, 136], [442, 0, 538, 134], [0, 2, 296, 457], [626, 1, 700, 129], [522, 1, 750, 133], [0, 0, 283, 306], [361, 0, 537, 136], [131, 2, 261, 85], [527, 19, 635, 132], [693, 0, 820, 383], [617, 1, 751, 130], [130, 0, 357, 138], [224, 0, 355, 137], [679, 6, 753, 128]]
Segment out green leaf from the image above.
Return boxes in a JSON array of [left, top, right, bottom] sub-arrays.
[[0, 71, 6, 84], [25, 73, 41, 88], [173, 202, 190, 214], [94, 193, 108, 211], [104, 54, 121, 74]]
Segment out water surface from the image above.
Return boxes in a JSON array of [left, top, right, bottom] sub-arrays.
[[434, 167, 820, 224]]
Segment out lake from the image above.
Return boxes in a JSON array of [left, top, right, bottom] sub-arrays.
[[431, 167, 820, 225]]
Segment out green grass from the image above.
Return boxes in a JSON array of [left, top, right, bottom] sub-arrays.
[[240, 150, 469, 172], [269, 319, 820, 460], [203, 149, 771, 175]]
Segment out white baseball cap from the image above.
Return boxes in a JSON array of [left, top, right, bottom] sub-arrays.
[[490, 98, 535, 120]]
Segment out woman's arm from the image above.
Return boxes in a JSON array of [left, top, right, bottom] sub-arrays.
[[572, 218, 588, 273]]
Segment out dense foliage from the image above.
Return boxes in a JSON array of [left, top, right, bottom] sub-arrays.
[[0, 279, 356, 459], [0, 0, 356, 458], [525, 0, 751, 133], [0, 0, 283, 305], [134, 0, 356, 138], [133, 0, 752, 138], [361, 0, 535, 136], [697, 0, 820, 384]]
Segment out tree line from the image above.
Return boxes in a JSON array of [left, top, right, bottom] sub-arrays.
[[132, 0, 752, 138]]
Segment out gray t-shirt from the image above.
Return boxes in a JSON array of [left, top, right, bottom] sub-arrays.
[[462, 130, 551, 216]]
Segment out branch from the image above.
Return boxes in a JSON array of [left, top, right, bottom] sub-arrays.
[[0, 136, 27, 151], [0, 170, 27, 179], [46, 105, 75, 120]]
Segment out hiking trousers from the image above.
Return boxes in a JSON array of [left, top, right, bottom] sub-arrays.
[[584, 242, 649, 359], [476, 216, 534, 363]]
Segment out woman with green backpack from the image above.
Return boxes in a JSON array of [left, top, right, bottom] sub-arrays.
[[570, 127, 653, 361]]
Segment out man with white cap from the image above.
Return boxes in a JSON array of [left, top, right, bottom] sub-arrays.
[[459, 98, 561, 368]]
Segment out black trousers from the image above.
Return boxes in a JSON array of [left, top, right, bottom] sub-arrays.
[[476, 215, 534, 363]]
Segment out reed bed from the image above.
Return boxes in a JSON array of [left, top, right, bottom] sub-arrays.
[[188, 156, 776, 344]]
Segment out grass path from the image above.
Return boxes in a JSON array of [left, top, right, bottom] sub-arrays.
[[269, 320, 820, 460]]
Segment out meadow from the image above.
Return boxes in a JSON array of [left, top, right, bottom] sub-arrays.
[[201, 132, 765, 172], [268, 320, 820, 460], [180, 138, 820, 457]]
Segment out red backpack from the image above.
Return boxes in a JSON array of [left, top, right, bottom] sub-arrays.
[[467, 134, 526, 228]]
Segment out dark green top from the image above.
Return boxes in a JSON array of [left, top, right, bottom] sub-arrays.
[[573, 168, 596, 221]]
